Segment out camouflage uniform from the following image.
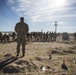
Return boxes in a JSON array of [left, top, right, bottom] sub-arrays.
[[12, 32, 16, 41], [62, 32, 70, 41], [49, 32, 52, 41], [53, 32, 57, 41], [74, 32, 76, 41], [15, 21, 29, 56], [0, 32, 2, 42], [51, 32, 54, 42]]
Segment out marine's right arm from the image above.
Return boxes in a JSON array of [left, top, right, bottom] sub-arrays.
[[14, 24, 18, 33]]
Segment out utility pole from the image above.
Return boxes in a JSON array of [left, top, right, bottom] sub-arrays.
[[54, 21, 58, 33]]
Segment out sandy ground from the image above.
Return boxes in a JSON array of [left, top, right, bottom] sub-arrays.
[[0, 36, 76, 75]]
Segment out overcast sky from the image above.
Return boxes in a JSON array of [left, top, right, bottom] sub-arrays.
[[0, 0, 76, 33]]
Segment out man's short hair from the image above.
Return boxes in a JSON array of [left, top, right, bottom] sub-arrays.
[[20, 17, 24, 20]]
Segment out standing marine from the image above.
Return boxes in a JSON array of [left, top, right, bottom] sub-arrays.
[[14, 17, 29, 57]]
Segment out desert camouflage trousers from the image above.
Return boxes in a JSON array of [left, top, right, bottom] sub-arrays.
[[17, 35, 26, 55]]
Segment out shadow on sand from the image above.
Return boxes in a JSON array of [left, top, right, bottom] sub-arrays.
[[0, 56, 18, 70]]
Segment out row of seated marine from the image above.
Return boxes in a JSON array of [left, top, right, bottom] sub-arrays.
[[0, 32, 76, 43], [0, 31, 57, 42]]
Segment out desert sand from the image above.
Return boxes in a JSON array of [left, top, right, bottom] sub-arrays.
[[0, 36, 76, 75]]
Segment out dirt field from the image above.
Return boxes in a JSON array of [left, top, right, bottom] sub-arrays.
[[0, 36, 76, 75]]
